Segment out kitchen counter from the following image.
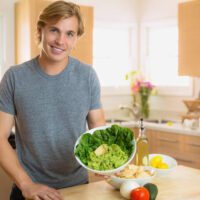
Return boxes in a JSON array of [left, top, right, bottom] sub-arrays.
[[106, 120, 200, 136], [59, 165, 200, 200]]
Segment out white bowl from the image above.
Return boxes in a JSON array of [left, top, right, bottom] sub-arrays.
[[74, 125, 137, 175], [107, 166, 156, 189], [149, 154, 177, 177]]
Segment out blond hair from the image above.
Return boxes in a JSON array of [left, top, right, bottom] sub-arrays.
[[37, 1, 84, 43]]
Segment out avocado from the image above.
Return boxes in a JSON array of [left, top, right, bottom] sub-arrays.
[[143, 183, 158, 200]]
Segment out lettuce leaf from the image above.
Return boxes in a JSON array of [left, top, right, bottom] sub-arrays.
[[74, 124, 135, 166]]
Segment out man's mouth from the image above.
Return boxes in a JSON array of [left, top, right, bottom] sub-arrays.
[[50, 45, 65, 52]]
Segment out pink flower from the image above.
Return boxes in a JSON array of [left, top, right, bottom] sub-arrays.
[[137, 81, 142, 86], [126, 70, 157, 95], [131, 85, 139, 94], [144, 81, 153, 89]]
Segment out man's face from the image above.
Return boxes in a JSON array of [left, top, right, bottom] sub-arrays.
[[38, 16, 78, 63]]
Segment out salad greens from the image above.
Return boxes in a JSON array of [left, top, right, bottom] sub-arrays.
[[74, 124, 135, 168]]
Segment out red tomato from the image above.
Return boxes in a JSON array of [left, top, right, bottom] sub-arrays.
[[130, 187, 150, 200]]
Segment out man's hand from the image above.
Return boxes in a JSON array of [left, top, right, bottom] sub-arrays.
[[21, 182, 64, 200], [94, 171, 121, 179], [94, 173, 110, 179]]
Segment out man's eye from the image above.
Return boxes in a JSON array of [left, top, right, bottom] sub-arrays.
[[66, 32, 73, 37], [50, 28, 57, 33]]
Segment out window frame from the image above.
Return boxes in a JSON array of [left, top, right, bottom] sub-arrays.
[[0, 13, 5, 78], [140, 19, 194, 97], [93, 20, 138, 96]]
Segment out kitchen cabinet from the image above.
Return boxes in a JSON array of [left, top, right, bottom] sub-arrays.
[[15, 0, 93, 65], [128, 127, 200, 169], [146, 129, 200, 169], [178, 0, 200, 76]]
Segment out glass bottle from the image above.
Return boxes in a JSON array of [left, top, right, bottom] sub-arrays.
[[136, 118, 149, 166]]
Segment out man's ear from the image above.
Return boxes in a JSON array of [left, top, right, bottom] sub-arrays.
[[37, 27, 41, 36], [37, 26, 42, 41]]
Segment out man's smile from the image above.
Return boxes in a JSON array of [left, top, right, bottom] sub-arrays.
[[50, 45, 65, 53]]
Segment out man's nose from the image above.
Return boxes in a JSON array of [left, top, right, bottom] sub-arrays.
[[55, 34, 65, 45]]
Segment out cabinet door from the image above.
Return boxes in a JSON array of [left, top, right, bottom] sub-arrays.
[[178, 1, 200, 76], [15, 0, 93, 65], [154, 131, 183, 155], [146, 129, 156, 154], [130, 127, 139, 139], [183, 135, 200, 169], [70, 6, 93, 65], [152, 130, 199, 168], [152, 130, 188, 166]]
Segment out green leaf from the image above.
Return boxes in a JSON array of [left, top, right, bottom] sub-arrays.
[[74, 125, 135, 166]]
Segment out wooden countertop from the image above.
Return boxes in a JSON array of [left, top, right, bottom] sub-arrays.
[[59, 165, 200, 200]]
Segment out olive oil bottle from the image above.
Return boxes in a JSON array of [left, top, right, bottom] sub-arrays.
[[136, 118, 149, 166]]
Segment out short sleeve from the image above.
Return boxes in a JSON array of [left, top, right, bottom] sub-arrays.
[[89, 68, 102, 110], [0, 68, 16, 115]]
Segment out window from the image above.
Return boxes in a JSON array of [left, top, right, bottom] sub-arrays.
[[143, 23, 193, 96], [0, 15, 5, 78], [93, 23, 137, 95]]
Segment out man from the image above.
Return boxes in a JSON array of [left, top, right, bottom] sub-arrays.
[[0, 1, 105, 200]]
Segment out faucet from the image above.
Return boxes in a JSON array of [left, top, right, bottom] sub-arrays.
[[119, 103, 140, 121]]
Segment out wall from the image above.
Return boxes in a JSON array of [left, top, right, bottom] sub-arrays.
[[139, 0, 180, 22], [0, 0, 17, 75], [69, 0, 138, 23]]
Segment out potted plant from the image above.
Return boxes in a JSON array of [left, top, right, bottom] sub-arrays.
[[126, 70, 157, 119]]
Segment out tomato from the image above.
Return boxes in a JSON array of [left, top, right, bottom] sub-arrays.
[[130, 187, 150, 200]]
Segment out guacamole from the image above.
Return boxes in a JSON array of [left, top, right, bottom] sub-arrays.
[[87, 144, 128, 171]]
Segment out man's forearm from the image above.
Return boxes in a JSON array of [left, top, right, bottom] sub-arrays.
[[0, 138, 34, 190]]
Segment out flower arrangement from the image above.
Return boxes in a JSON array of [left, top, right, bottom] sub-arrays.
[[126, 70, 157, 118]]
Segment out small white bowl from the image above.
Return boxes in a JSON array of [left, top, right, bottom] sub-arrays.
[[106, 166, 156, 189], [74, 125, 137, 175], [149, 154, 177, 177]]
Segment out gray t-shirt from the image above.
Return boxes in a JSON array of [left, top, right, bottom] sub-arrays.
[[0, 56, 102, 189]]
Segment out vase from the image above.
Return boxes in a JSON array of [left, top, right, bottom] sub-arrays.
[[139, 93, 150, 119]]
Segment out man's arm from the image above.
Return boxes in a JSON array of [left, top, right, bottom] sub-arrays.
[[0, 111, 32, 187], [87, 108, 106, 129], [0, 111, 64, 200]]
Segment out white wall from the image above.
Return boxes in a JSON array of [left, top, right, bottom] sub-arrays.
[[69, 0, 138, 23], [0, 0, 17, 75], [139, 0, 180, 22]]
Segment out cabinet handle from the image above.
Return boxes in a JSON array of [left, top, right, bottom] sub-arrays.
[[187, 142, 200, 147], [174, 157, 193, 163], [158, 137, 178, 143]]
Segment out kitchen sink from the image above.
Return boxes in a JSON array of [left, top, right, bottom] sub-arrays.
[[105, 118, 179, 125], [144, 119, 174, 124], [105, 119, 130, 123]]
